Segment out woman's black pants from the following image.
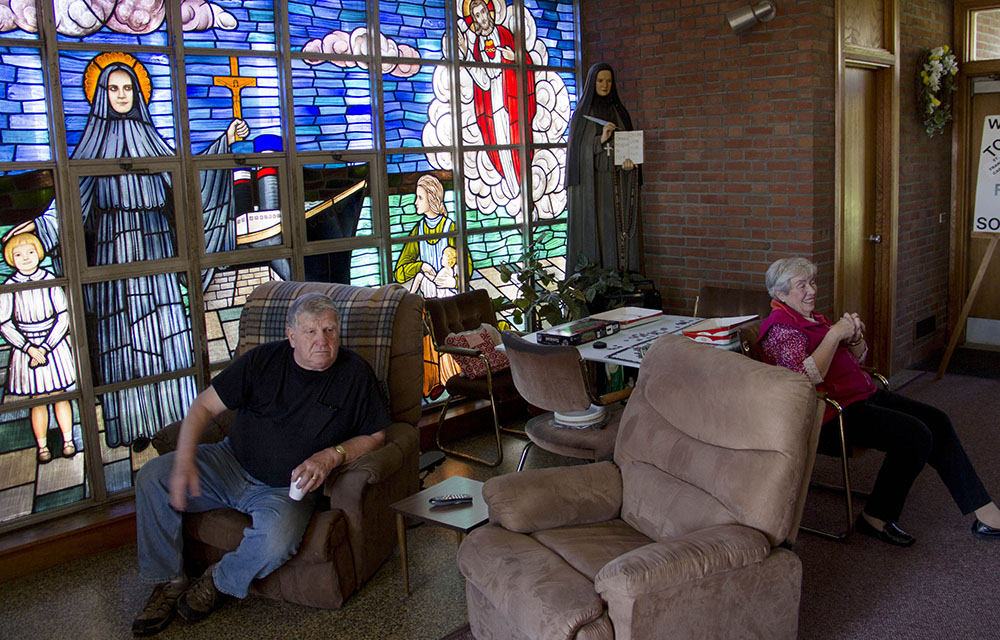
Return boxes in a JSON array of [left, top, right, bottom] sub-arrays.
[[824, 389, 991, 524]]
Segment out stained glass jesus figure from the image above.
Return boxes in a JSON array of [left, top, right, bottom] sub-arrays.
[[458, 0, 537, 196]]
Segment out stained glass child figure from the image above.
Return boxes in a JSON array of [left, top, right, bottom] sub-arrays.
[[0, 233, 77, 463]]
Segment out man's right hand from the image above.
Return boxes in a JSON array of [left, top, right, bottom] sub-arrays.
[[169, 460, 200, 511], [166, 386, 227, 511]]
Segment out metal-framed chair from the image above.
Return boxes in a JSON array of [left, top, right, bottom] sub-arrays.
[[500, 331, 631, 472], [739, 324, 890, 541], [424, 289, 522, 467]]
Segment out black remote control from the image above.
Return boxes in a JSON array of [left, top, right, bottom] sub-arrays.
[[429, 493, 473, 506]]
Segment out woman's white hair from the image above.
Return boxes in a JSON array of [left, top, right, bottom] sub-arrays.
[[765, 257, 817, 299]]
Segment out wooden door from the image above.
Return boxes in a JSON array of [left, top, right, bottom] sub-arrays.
[[840, 66, 878, 330]]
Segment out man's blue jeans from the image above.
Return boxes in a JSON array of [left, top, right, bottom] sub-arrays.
[[135, 438, 316, 598]]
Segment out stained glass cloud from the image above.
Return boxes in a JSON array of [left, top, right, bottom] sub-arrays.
[[0, 0, 237, 36]]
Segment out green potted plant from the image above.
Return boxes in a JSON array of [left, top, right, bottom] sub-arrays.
[[495, 237, 635, 329]]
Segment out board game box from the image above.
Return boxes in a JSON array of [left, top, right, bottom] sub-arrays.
[[536, 318, 620, 346]]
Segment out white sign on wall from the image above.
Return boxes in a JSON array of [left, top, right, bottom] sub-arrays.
[[975, 114, 1000, 233]]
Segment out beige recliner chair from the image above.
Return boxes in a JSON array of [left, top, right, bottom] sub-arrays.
[[150, 281, 423, 609], [457, 333, 824, 640]]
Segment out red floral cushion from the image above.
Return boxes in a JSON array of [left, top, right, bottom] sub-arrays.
[[444, 324, 510, 380]]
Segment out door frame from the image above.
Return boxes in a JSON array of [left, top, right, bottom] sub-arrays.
[[950, 1, 1000, 345], [835, 0, 899, 373]]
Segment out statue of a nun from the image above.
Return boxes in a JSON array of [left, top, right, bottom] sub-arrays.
[[565, 63, 642, 275]]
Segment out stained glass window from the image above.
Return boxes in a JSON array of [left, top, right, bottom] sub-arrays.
[[0, 48, 50, 162], [0, 400, 86, 522], [384, 65, 442, 148], [292, 59, 374, 151], [82, 274, 196, 448], [303, 162, 373, 242], [380, 0, 448, 60], [54, 2, 170, 47], [305, 249, 380, 286], [524, 0, 577, 68], [203, 261, 287, 365], [201, 164, 284, 256], [0, 0, 580, 528], [59, 50, 177, 157], [185, 55, 283, 155], [288, 0, 369, 51], [182, 0, 276, 50]]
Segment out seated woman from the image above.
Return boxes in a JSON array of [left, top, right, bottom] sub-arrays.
[[759, 257, 1000, 546]]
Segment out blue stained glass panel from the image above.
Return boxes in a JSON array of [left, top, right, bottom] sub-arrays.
[[183, 0, 276, 51], [383, 65, 443, 148], [292, 60, 373, 151], [54, 2, 168, 46], [524, 0, 577, 68], [380, 0, 447, 60], [60, 51, 176, 156], [185, 56, 282, 155], [288, 0, 368, 51], [0, 48, 50, 162]]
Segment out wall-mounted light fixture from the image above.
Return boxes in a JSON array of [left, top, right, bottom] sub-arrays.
[[725, 1, 777, 34]]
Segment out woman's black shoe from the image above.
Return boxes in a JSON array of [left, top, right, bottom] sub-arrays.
[[855, 515, 916, 547], [972, 519, 1000, 539]]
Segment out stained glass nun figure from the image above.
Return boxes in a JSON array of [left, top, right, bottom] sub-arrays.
[[12, 52, 248, 447]]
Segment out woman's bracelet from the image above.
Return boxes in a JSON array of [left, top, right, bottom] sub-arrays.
[[848, 333, 864, 347]]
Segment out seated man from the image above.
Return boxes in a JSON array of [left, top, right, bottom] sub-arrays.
[[131, 293, 389, 636]]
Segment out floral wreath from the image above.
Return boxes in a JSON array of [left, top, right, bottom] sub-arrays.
[[918, 45, 958, 138]]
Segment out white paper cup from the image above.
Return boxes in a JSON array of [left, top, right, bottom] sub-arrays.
[[289, 478, 307, 501]]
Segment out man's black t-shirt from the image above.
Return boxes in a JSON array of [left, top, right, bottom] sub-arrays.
[[212, 340, 390, 487]]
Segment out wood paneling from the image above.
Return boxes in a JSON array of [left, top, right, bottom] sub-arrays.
[[844, 0, 886, 50]]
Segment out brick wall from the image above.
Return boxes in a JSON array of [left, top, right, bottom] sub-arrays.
[[580, 0, 838, 315], [895, 0, 952, 370], [579, 0, 952, 371]]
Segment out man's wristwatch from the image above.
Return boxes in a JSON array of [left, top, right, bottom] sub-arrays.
[[335, 444, 348, 463]]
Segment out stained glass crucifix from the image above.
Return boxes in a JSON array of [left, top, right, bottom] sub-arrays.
[[213, 57, 256, 141]]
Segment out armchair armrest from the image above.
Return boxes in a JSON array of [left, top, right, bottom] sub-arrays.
[[595, 524, 771, 598], [150, 409, 234, 455], [862, 367, 890, 390], [323, 421, 413, 494], [434, 343, 481, 359], [483, 461, 622, 533]]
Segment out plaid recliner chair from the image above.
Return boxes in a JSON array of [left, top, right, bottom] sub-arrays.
[[150, 281, 423, 609]]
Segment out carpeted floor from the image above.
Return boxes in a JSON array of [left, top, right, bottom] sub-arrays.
[[912, 345, 1000, 379], [1, 370, 997, 640]]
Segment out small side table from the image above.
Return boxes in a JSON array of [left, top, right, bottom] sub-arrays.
[[388, 475, 488, 596]]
